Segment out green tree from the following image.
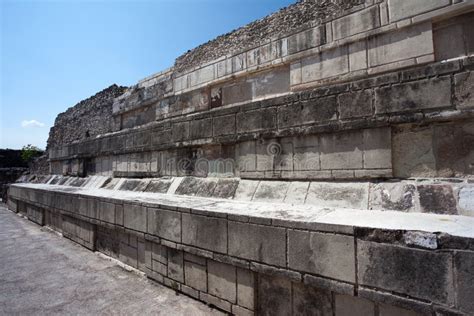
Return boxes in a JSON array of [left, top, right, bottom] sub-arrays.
[[21, 144, 43, 163]]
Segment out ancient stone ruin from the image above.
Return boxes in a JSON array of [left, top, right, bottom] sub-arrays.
[[7, 0, 474, 315]]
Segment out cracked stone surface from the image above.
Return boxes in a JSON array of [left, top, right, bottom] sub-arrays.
[[0, 205, 223, 315]]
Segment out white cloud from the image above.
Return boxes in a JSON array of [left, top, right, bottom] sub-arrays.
[[21, 119, 45, 128]]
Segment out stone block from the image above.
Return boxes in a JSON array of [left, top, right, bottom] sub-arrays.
[[213, 114, 236, 136], [234, 180, 259, 201], [145, 179, 172, 193], [288, 230, 356, 282], [454, 251, 474, 313], [167, 248, 184, 283], [388, 0, 450, 22], [237, 268, 255, 310], [301, 46, 349, 83], [123, 204, 147, 232], [232, 305, 253, 316], [433, 122, 474, 177], [228, 222, 286, 267], [257, 275, 292, 316], [253, 181, 290, 203], [184, 261, 207, 292], [278, 96, 337, 129], [357, 240, 454, 304], [208, 260, 237, 303], [200, 293, 232, 313], [338, 89, 373, 119], [189, 64, 214, 87], [147, 208, 181, 242], [288, 26, 324, 55], [417, 185, 457, 215], [222, 81, 252, 105], [171, 121, 189, 142], [153, 243, 168, 264], [379, 303, 422, 316], [368, 22, 433, 67], [363, 127, 392, 169], [253, 66, 290, 98], [349, 38, 368, 71], [455, 72, 474, 110], [458, 186, 474, 217], [333, 6, 379, 40], [190, 118, 212, 139], [283, 181, 310, 204], [182, 213, 227, 253], [236, 108, 276, 133], [212, 179, 239, 199], [369, 182, 417, 212], [99, 201, 116, 224], [392, 125, 436, 178], [293, 282, 333, 316], [335, 294, 375, 316], [375, 77, 451, 114], [119, 242, 138, 268], [320, 129, 364, 170], [306, 182, 369, 209]]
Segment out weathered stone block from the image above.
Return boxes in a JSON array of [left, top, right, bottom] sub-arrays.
[[253, 181, 290, 203], [368, 22, 433, 67], [99, 201, 116, 224], [301, 46, 349, 83], [378, 303, 422, 316], [293, 282, 333, 316], [208, 260, 237, 303], [189, 64, 214, 87], [417, 185, 457, 215], [375, 77, 451, 114], [288, 26, 324, 55], [167, 248, 184, 283], [222, 81, 252, 105], [237, 268, 255, 310], [369, 182, 417, 212], [454, 251, 474, 313], [212, 179, 239, 199], [234, 180, 259, 201], [171, 121, 189, 142], [320, 129, 364, 170], [278, 96, 337, 129], [357, 240, 454, 304], [182, 213, 227, 253], [123, 204, 147, 232], [284, 182, 310, 204], [363, 127, 392, 169], [288, 230, 356, 282], [455, 72, 474, 110], [257, 275, 292, 316], [147, 208, 181, 242], [190, 118, 212, 139], [335, 294, 374, 316], [349, 40, 367, 71], [229, 222, 286, 266], [184, 261, 207, 292], [253, 66, 290, 98], [388, 0, 450, 22], [236, 108, 276, 133], [306, 182, 369, 209], [333, 6, 379, 40], [213, 114, 236, 136], [458, 186, 474, 217], [392, 125, 436, 178], [338, 90, 373, 119]]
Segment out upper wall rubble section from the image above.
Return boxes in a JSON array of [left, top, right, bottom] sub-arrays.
[[47, 84, 127, 149]]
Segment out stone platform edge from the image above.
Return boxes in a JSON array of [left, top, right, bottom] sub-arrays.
[[6, 183, 474, 315]]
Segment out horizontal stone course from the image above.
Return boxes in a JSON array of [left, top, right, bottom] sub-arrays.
[[8, 184, 474, 315]]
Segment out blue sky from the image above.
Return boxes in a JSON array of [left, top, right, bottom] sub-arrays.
[[0, 0, 294, 150]]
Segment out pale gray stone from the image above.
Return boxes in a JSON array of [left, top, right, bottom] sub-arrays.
[[208, 260, 237, 303]]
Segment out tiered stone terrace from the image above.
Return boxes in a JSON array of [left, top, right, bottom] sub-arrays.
[[8, 1, 474, 315]]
